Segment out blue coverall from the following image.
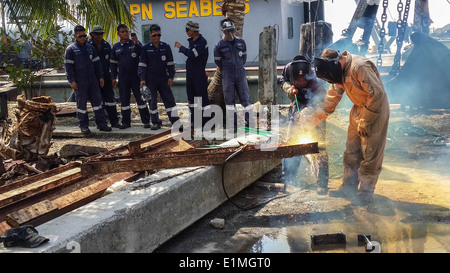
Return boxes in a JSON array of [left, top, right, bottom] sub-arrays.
[[64, 41, 108, 129], [214, 37, 253, 130], [178, 34, 210, 127], [110, 39, 150, 127], [138, 41, 179, 125], [87, 39, 119, 127], [280, 63, 329, 188]]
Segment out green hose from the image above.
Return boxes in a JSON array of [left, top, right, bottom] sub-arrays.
[[237, 127, 271, 136]]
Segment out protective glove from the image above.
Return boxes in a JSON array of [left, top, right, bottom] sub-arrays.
[[357, 119, 371, 137], [357, 107, 379, 138], [291, 86, 298, 96], [294, 107, 327, 128], [282, 82, 296, 101]]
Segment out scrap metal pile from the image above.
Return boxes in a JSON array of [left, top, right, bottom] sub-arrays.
[[0, 119, 319, 234], [0, 130, 193, 234]]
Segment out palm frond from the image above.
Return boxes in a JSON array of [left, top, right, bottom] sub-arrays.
[[3, 0, 134, 41]]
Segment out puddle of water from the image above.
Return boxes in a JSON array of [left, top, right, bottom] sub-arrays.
[[251, 228, 291, 253], [247, 221, 450, 253]]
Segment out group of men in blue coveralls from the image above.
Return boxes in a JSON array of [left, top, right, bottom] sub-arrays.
[[64, 18, 254, 135], [65, 18, 390, 203]]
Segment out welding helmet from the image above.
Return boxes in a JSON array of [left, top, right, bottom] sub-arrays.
[[140, 86, 152, 101], [221, 19, 235, 34], [289, 58, 312, 87], [313, 51, 343, 84]]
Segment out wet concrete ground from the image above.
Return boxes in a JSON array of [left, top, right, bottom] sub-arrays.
[[155, 105, 450, 253]]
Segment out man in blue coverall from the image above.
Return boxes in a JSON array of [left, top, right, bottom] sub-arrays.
[[139, 24, 179, 130], [88, 25, 120, 128], [64, 25, 111, 134], [110, 24, 150, 129], [175, 20, 211, 129], [280, 55, 329, 194], [214, 19, 254, 133]]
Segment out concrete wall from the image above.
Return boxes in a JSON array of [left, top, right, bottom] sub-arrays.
[[5, 68, 291, 104], [128, 0, 304, 68]]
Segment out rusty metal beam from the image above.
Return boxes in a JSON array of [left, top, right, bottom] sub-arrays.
[[81, 142, 319, 175]]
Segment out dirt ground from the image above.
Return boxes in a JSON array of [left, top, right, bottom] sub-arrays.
[[5, 101, 450, 253], [153, 104, 450, 253]]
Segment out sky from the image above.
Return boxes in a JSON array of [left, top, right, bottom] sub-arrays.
[[322, 0, 450, 42]]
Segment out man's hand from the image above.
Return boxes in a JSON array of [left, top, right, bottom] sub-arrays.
[[358, 107, 379, 138], [294, 106, 313, 124], [168, 78, 173, 87], [99, 78, 104, 88], [70, 81, 78, 90], [295, 107, 327, 128], [282, 82, 295, 101], [357, 119, 371, 138], [140, 80, 146, 88], [112, 79, 117, 88], [174, 41, 181, 48]]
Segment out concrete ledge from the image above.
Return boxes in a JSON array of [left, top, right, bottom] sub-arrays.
[[0, 136, 280, 253]]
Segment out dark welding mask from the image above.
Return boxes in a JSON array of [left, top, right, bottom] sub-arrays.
[[289, 60, 311, 87], [313, 53, 343, 84]]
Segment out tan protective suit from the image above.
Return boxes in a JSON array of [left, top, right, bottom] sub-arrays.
[[313, 52, 390, 193]]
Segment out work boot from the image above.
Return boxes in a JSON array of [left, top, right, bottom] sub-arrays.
[[151, 123, 161, 130], [143, 124, 151, 129], [80, 127, 91, 135], [119, 124, 131, 129], [354, 191, 374, 205], [328, 184, 357, 198], [97, 125, 112, 132], [317, 186, 328, 195]]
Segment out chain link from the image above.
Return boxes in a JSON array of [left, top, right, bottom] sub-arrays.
[[377, 0, 389, 69], [391, 0, 411, 76]]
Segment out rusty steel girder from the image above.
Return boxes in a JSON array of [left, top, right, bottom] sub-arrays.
[[80, 142, 319, 175]]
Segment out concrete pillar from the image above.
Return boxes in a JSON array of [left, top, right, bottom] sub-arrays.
[[258, 26, 277, 106], [299, 21, 333, 59]]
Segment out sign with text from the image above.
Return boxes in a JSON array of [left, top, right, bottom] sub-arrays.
[[130, 0, 250, 21]]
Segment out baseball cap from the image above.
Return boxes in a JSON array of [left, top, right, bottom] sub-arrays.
[[1, 225, 49, 248]]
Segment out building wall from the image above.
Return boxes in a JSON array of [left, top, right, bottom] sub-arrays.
[[128, 0, 305, 69]]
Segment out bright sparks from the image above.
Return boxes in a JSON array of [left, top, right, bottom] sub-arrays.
[[297, 135, 314, 145]]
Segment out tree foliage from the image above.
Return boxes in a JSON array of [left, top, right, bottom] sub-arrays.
[[3, 0, 134, 41]]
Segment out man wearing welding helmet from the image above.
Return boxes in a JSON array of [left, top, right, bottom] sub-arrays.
[[304, 49, 390, 203], [214, 18, 254, 133], [280, 55, 329, 194]]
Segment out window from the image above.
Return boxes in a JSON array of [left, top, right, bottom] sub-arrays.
[[288, 17, 293, 39]]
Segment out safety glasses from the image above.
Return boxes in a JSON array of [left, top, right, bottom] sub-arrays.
[[151, 33, 161, 37], [77, 34, 87, 38]]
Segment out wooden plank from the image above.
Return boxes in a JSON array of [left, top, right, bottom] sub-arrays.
[[81, 142, 319, 175], [5, 199, 58, 227]]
